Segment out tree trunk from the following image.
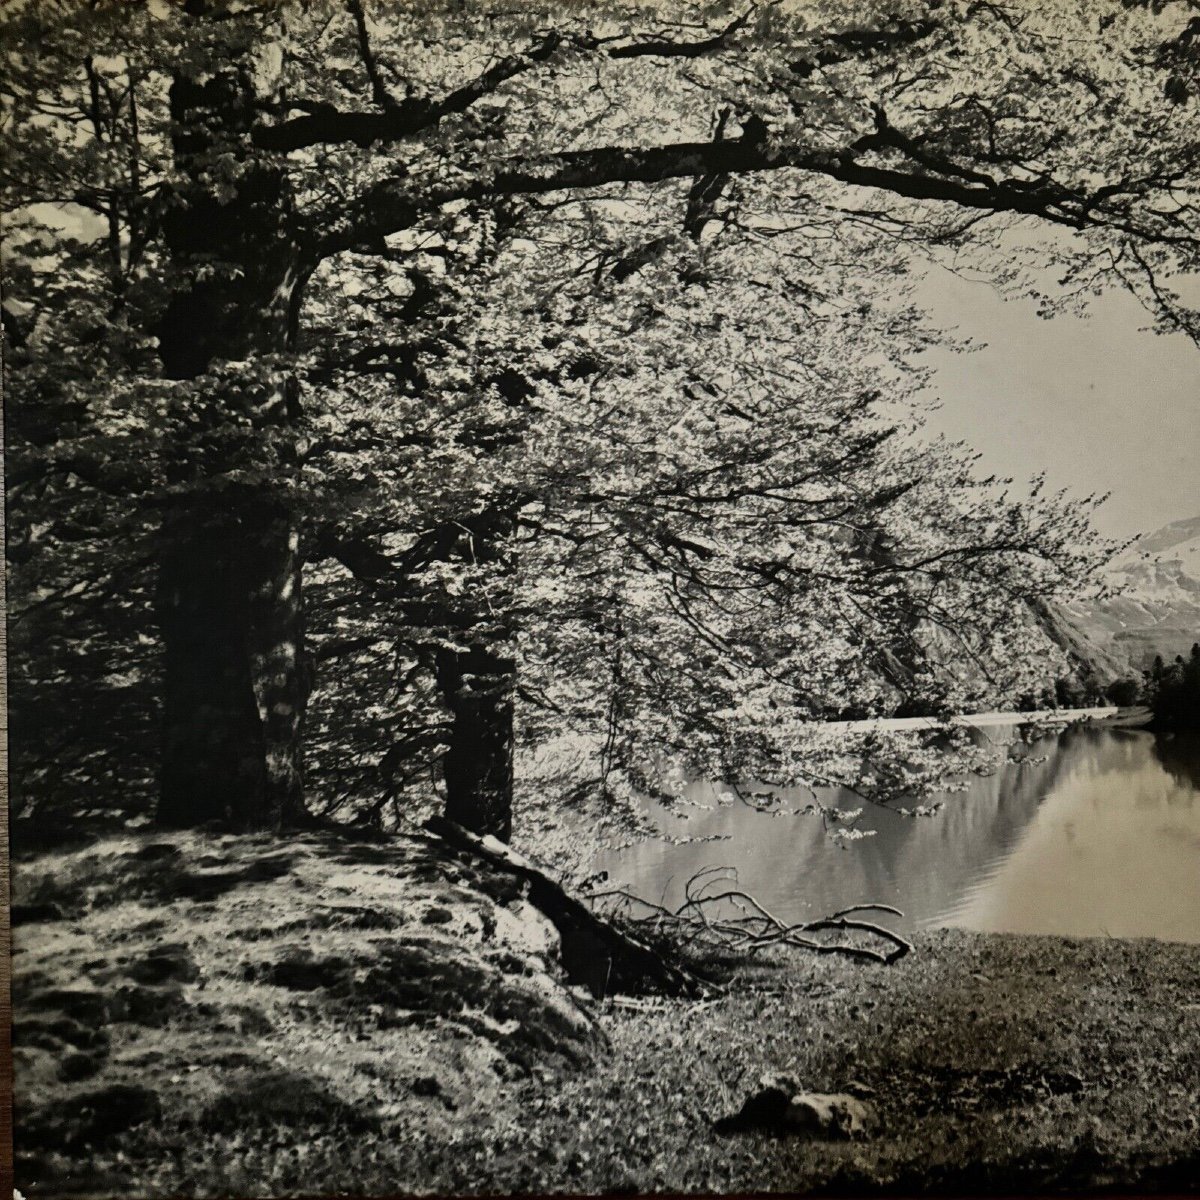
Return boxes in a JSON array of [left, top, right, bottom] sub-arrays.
[[426, 816, 708, 998], [157, 504, 308, 828], [155, 36, 309, 829], [435, 644, 515, 841]]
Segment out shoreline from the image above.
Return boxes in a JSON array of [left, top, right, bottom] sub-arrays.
[[820, 705, 1144, 734], [12, 830, 1200, 1196]]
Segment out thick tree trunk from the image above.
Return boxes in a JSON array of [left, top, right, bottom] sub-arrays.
[[155, 37, 310, 829], [435, 644, 515, 841], [157, 504, 308, 828]]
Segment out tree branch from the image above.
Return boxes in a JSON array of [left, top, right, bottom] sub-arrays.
[[254, 10, 756, 152], [320, 127, 1159, 260], [346, 0, 397, 110], [256, 31, 564, 151]]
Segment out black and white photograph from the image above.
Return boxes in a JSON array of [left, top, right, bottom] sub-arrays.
[[4, 0, 1200, 1195]]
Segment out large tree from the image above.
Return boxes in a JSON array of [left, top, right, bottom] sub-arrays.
[[4, 0, 1198, 838]]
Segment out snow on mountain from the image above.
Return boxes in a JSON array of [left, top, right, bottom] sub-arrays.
[[1125, 513, 1200, 559], [1057, 513, 1200, 674]]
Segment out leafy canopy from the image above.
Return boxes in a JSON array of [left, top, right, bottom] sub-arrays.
[[5, 0, 1194, 838]]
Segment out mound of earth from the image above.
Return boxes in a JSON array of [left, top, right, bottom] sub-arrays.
[[10, 828, 604, 1193]]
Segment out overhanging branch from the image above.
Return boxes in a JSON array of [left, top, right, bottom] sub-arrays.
[[257, 31, 565, 152], [320, 129, 1124, 260], [253, 12, 755, 153]]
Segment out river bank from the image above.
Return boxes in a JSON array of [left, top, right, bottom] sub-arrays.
[[821, 704, 1155, 733], [12, 828, 1200, 1196]]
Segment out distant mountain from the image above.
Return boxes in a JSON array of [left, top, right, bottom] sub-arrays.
[[868, 516, 1200, 706], [1055, 514, 1200, 676], [1028, 596, 1131, 681], [1124, 513, 1200, 558]]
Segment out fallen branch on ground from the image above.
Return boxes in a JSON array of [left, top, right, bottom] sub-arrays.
[[588, 865, 912, 965]]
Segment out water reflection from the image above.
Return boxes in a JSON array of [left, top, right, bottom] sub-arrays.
[[595, 728, 1200, 944]]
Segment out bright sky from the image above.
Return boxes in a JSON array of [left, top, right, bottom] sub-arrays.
[[917, 262, 1200, 542]]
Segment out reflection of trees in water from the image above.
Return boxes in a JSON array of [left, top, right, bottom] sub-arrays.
[[1151, 731, 1200, 793], [951, 726, 1200, 941], [873, 727, 1200, 927], [601, 726, 1200, 929], [863, 728, 1103, 924]]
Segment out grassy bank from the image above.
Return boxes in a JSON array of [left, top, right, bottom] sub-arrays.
[[11, 829, 1200, 1196]]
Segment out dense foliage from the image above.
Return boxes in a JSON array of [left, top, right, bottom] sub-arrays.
[[5, 0, 1199, 848], [1147, 646, 1200, 729]]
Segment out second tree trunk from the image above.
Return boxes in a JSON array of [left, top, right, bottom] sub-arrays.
[[435, 644, 515, 842], [157, 502, 308, 829]]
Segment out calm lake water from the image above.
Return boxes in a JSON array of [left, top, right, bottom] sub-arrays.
[[596, 726, 1200, 944]]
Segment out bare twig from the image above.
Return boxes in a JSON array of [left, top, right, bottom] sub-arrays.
[[591, 867, 912, 965]]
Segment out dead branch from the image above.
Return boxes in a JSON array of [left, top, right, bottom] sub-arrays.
[[590, 867, 912, 965]]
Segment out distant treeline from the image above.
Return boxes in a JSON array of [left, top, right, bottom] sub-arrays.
[[1104, 643, 1200, 730]]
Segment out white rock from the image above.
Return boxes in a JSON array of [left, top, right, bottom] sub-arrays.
[[493, 897, 561, 959], [785, 1091, 875, 1139]]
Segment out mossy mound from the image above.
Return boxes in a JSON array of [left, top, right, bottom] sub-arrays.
[[11, 828, 603, 1193], [14, 831, 1200, 1198]]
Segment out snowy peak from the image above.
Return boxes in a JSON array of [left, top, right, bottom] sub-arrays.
[[1061, 512, 1200, 672], [1128, 513, 1200, 559]]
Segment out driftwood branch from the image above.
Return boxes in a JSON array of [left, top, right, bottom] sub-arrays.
[[591, 868, 912, 965]]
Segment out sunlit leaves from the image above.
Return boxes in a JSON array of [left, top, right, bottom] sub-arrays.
[[4, 0, 1173, 838]]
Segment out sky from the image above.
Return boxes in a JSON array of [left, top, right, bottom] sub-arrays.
[[915, 261, 1199, 543]]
